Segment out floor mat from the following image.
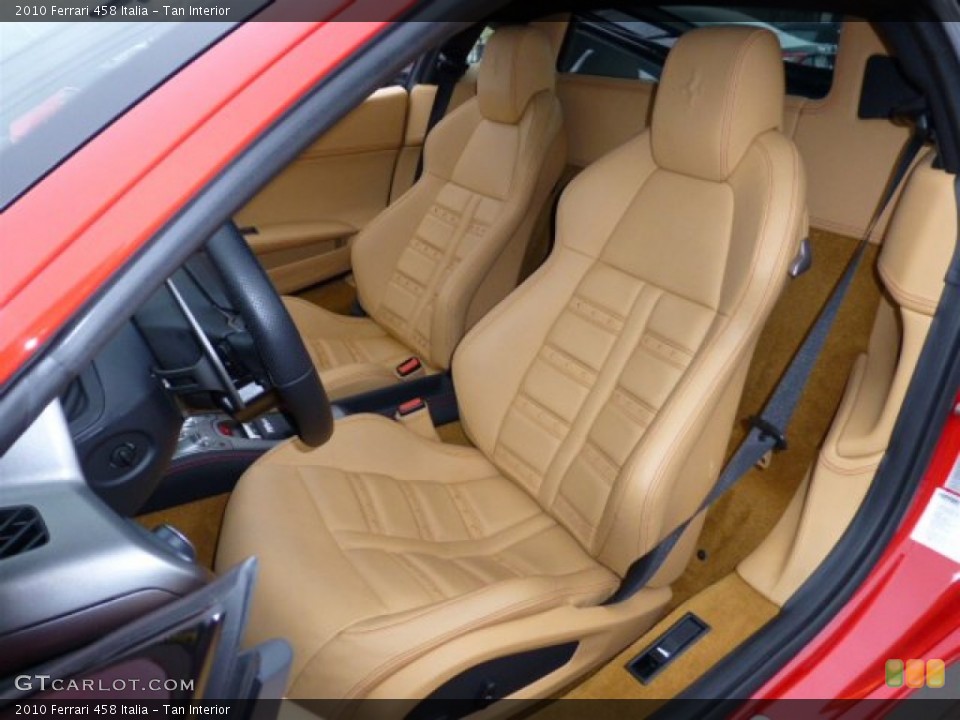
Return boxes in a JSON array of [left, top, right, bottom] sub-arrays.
[[670, 229, 883, 607], [296, 276, 357, 316], [136, 493, 230, 570], [437, 421, 473, 447], [560, 573, 777, 706]]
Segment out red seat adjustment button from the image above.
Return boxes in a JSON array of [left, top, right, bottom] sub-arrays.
[[396, 357, 423, 378], [397, 398, 426, 417]]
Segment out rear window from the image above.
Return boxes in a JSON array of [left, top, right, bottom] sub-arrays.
[[559, 7, 843, 99]]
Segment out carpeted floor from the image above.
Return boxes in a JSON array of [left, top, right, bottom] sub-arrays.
[[436, 421, 473, 447], [136, 493, 230, 570], [561, 573, 778, 706], [296, 275, 357, 316], [667, 229, 882, 607]]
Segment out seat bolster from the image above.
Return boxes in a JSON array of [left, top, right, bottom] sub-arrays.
[[598, 134, 807, 576], [291, 567, 617, 701], [284, 297, 425, 399], [453, 134, 658, 457], [245, 412, 498, 478], [353, 102, 483, 317], [283, 296, 388, 341], [431, 93, 566, 368], [317, 363, 404, 402], [218, 414, 618, 701]]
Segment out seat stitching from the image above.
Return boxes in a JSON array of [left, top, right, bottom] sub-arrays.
[[625, 138, 799, 558], [515, 392, 570, 441], [445, 485, 483, 540], [396, 480, 433, 541], [447, 556, 505, 586], [333, 512, 556, 556], [644, 327, 697, 359], [539, 343, 598, 388], [581, 438, 620, 485], [336, 578, 618, 700], [348, 472, 382, 534], [294, 466, 391, 611], [389, 552, 448, 602], [595, 257, 720, 313]]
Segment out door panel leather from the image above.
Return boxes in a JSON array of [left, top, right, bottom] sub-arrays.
[[236, 86, 409, 293]]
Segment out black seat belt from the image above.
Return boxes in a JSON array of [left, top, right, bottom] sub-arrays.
[[604, 124, 930, 605]]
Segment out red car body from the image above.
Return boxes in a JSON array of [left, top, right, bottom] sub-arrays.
[[1, 13, 957, 709]]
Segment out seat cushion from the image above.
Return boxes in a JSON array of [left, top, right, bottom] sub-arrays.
[[283, 296, 431, 401], [216, 414, 617, 699]]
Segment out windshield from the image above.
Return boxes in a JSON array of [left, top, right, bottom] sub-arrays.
[[1, 23, 180, 148], [0, 21, 237, 208]]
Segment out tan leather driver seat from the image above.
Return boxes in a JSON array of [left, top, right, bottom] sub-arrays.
[[217, 27, 806, 704], [284, 26, 566, 400]]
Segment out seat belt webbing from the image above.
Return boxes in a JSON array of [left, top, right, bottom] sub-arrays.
[[604, 126, 929, 604]]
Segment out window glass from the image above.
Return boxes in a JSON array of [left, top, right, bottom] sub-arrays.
[[0, 22, 237, 207], [559, 7, 842, 98], [467, 26, 495, 65]]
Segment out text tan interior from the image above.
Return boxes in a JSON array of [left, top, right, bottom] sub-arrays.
[[135, 12, 959, 710]]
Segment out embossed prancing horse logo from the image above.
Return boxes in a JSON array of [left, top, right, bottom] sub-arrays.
[[682, 71, 703, 105]]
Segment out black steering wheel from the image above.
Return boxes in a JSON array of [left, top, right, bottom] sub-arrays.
[[202, 222, 333, 447]]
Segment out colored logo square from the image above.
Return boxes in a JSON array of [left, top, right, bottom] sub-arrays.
[[885, 659, 904, 687], [927, 659, 946, 689], [905, 659, 926, 689]]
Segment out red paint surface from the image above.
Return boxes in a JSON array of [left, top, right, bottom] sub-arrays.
[[745, 393, 960, 712]]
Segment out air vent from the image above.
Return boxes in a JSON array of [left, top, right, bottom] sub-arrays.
[[0, 506, 49, 559]]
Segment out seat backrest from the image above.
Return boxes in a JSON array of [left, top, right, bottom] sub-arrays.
[[455, 27, 807, 580], [352, 26, 566, 370]]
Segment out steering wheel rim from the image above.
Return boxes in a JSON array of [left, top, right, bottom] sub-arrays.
[[204, 222, 333, 447]]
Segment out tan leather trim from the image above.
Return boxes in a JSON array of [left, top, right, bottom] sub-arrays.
[[652, 27, 784, 182], [739, 150, 956, 606]]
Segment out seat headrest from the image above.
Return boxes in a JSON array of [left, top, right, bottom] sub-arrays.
[[478, 26, 556, 125], [652, 27, 785, 182]]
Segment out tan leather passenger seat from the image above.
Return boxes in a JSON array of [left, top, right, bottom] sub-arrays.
[[218, 27, 806, 704], [284, 25, 566, 400]]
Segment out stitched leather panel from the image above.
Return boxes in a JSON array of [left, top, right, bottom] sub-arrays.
[[377, 183, 506, 360]]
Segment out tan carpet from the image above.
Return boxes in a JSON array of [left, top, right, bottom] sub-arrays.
[[296, 276, 357, 315], [437, 421, 474, 447], [136, 493, 230, 570], [670, 229, 882, 607], [559, 574, 777, 707]]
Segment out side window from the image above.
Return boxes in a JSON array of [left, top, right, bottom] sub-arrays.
[[559, 12, 672, 81], [559, 7, 843, 99], [467, 26, 495, 66]]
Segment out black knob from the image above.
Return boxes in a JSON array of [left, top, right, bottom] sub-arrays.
[[109, 442, 138, 469]]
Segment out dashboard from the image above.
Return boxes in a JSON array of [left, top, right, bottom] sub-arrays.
[[63, 253, 285, 516]]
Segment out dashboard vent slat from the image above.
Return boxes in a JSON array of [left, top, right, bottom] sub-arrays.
[[0, 506, 49, 559]]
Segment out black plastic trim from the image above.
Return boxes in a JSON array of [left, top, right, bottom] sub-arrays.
[[406, 642, 579, 720], [334, 373, 460, 427], [626, 613, 710, 686]]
